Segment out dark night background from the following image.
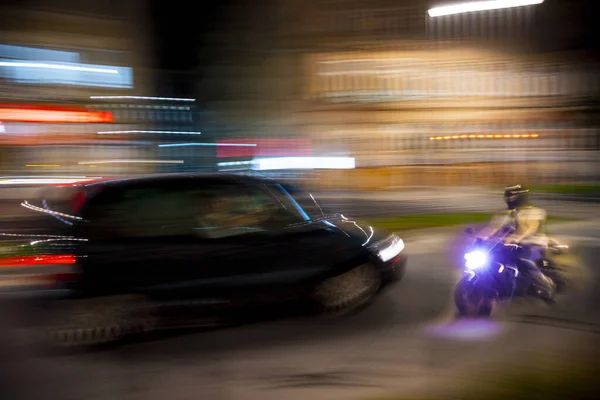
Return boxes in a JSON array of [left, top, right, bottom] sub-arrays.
[[149, 0, 227, 98], [148, 0, 600, 70]]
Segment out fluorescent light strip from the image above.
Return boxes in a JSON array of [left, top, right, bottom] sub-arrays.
[[90, 96, 195, 102], [428, 0, 544, 17], [98, 130, 202, 135], [0, 61, 119, 74], [78, 160, 183, 165], [159, 143, 256, 148], [252, 157, 356, 171]]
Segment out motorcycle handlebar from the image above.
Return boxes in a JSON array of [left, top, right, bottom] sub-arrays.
[[474, 237, 522, 252]]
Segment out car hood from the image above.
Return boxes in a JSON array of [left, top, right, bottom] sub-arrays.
[[295, 214, 392, 248]]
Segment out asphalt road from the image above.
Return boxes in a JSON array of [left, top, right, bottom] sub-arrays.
[[2, 219, 599, 400]]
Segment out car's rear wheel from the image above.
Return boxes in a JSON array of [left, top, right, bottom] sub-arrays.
[[313, 263, 382, 316], [39, 295, 156, 349]]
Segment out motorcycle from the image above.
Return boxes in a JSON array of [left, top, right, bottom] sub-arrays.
[[454, 228, 569, 317]]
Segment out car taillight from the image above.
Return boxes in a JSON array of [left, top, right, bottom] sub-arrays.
[[0, 254, 79, 288], [0, 254, 76, 267]]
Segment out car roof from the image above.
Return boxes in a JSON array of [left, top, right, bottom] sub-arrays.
[[79, 173, 276, 190]]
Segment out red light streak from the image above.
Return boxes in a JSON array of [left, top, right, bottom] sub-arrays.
[[0, 254, 76, 268], [0, 108, 114, 123]]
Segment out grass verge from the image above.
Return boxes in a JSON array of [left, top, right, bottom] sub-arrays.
[[365, 213, 573, 232], [530, 184, 600, 195]]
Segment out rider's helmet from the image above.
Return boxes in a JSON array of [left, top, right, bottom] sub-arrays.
[[504, 184, 530, 210]]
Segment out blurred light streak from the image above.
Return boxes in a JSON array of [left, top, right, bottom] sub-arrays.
[[217, 161, 253, 167], [78, 160, 184, 165], [158, 143, 256, 148], [0, 109, 114, 123], [252, 157, 355, 170], [0, 254, 76, 268], [0, 61, 118, 74], [0, 44, 79, 63], [0, 177, 99, 185], [21, 201, 82, 220], [428, 0, 544, 17], [217, 138, 312, 158], [429, 134, 539, 140], [90, 96, 195, 102], [2, 103, 97, 112], [25, 164, 60, 168], [98, 130, 201, 135]]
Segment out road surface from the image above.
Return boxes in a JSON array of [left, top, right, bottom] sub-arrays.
[[2, 219, 598, 400]]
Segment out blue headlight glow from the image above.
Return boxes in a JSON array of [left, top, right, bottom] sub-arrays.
[[464, 250, 488, 270]]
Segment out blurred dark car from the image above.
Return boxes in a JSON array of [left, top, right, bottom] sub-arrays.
[[0, 174, 406, 346]]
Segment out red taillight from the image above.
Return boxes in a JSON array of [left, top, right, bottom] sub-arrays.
[[0, 254, 76, 268], [0, 254, 79, 288]]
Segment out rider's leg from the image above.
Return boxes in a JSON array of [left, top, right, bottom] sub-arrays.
[[520, 245, 556, 300]]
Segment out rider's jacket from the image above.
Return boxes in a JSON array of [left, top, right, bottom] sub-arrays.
[[482, 206, 548, 247]]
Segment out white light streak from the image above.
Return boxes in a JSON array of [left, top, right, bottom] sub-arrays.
[[252, 157, 355, 171], [90, 96, 195, 102], [159, 143, 256, 148], [78, 160, 184, 165], [0, 177, 99, 185], [21, 201, 82, 220], [217, 161, 253, 167], [98, 130, 202, 135], [428, 0, 544, 17], [0, 61, 119, 74]]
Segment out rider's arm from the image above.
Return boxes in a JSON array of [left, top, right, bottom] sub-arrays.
[[477, 214, 509, 240], [508, 218, 539, 243], [507, 208, 546, 243]]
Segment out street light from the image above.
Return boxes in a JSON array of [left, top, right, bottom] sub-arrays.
[[428, 0, 544, 18]]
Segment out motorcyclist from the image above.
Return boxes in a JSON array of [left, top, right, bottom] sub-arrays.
[[476, 184, 556, 302]]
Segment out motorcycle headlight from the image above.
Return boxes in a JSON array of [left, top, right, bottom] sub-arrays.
[[372, 235, 405, 263], [464, 250, 488, 270]]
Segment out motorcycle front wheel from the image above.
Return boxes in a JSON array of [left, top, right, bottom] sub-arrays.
[[454, 277, 493, 318]]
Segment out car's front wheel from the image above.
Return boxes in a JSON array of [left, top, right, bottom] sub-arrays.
[[313, 263, 382, 316]]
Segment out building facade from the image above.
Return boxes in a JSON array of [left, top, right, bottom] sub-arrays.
[[0, 0, 160, 176], [194, 0, 599, 187]]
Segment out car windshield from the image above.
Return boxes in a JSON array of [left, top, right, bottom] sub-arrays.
[[277, 183, 328, 220]]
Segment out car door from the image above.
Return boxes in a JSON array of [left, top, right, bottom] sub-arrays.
[[176, 181, 366, 299], [77, 182, 208, 297], [168, 181, 303, 299]]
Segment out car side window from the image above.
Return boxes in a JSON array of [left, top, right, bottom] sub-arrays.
[[192, 185, 305, 239], [84, 186, 199, 239]]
